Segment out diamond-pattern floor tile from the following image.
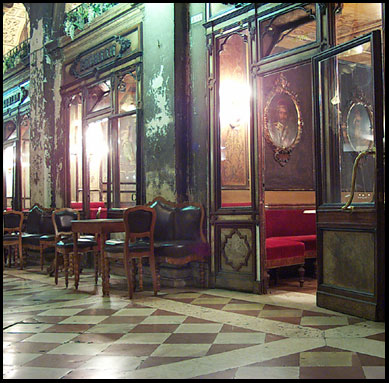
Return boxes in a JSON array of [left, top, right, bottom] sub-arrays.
[[2, 267, 385, 379]]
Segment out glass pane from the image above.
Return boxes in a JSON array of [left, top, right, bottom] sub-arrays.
[[218, 31, 251, 208], [335, 3, 382, 45], [69, 94, 83, 203], [3, 144, 15, 209], [260, 4, 316, 58], [118, 73, 137, 114], [118, 115, 137, 208], [87, 80, 111, 114], [21, 121, 30, 210], [318, 40, 375, 205], [86, 119, 109, 203]]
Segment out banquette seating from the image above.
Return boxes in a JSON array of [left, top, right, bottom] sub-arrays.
[[3, 210, 24, 268], [104, 197, 211, 296], [265, 208, 317, 288], [21, 204, 56, 271]]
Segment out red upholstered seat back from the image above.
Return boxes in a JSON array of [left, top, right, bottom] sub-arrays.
[[70, 202, 107, 218], [265, 209, 316, 238]]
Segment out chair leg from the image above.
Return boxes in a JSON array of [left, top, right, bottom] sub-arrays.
[[298, 264, 305, 287], [18, 240, 24, 270], [54, 249, 59, 285], [199, 261, 205, 288], [64, 253, 69, 288], [124, 254, 134, 299], [74, 252, 80, 290], [94, 250, 99, 285], [148, 255, 158, 296], [40, 244, 44, 271], [104, 254, 110, 297], [137, 258, 143, 291]]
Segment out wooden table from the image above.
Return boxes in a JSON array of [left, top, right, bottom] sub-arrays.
[[72, 218, 124, 296]]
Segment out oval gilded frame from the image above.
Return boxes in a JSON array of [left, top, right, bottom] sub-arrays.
[[345, 100, 373, 153], [263, 74, 304, 166]]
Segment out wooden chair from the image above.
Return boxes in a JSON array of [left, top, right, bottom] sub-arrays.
[[3, 210, 24, 269], [105, 206, 158, 299], [52, 208, 99, 288]]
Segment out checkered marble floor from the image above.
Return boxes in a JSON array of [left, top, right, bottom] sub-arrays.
[[3, 267, 385, 379]]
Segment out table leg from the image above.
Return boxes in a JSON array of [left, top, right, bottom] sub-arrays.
[[73, 232, 79, 290], [101, 233, 109, 297]]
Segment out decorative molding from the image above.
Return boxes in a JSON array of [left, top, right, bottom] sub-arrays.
[[221, 228, 252, 272]]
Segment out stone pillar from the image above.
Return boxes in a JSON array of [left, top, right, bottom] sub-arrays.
[[28, 3, 66, 208]]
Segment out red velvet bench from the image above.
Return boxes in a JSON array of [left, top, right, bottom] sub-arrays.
[[265, 209, 317, 288], [70, 201, 107, 219]]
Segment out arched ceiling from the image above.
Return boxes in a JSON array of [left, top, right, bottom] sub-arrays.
[[3, 3, 81, 55]]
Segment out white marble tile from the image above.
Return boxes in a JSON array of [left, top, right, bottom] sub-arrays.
[[223, 303, 265, 311], [151, 343, 211, 357], [58, 315, 108, 324], [47, 342, 109, 355], [37, 308, 86, 316], [22, 332, 79, 343], [259, 309, 303, 318], [362, 366, 385, 379], [3, 352, 41, 366], [213, 332, 266, 344], [300, 351, 353, 367], [79, 355, 146, 371], [174, 323, 223, 333], [4, 366, 72, 380], [3, 323, 53, 333], [326, 338, 385, 358], [235, 366, 300, 379], [140, 315, 187, 324], [324, 322, 386, 338], [300, 316, 348, 326], [112, 308, 156, 316], [114, 332, 171, 344], [85, 323, 137, 334]]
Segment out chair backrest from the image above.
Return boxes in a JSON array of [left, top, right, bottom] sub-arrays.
[[123, 206, 156, 244], [52, 208, 80, 238], [3, 210, 24, 234]]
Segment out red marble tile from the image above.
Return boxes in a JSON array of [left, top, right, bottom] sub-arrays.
[[99, 316, 147, 324], [365, 332, 385, 342], [42, 324, 94, 333], [267, 317, 301, 325], [357, 353, 386, 366], [76, 308, 118, 316], [191, 368, 238, 379], [220, 324, 258, 333], [299, 366, 366, 379], [264, 333, 287, 343], [129, 324, 179, 333], [6, 341, 61, 353], [151, 309, 183, 316], [206, 344, 253, 356], [23, 354, 92, 369], [248, 352, 300, 367], [71, 333, 124, 343], [183, 316, 219, 324], [164, 333, 217, 344], [100, 343, 159, 356], [139, 356, 199, 369]]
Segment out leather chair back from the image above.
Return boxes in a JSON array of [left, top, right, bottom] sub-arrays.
[[124, 206, 156, 243]]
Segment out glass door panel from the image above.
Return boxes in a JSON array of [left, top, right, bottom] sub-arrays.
[[86, 118, 109, 203], [317, 40, 375, 205], [69, 95, 83, 203], [21, 122, 30, 210], [313, 31, 384, 320], [4, 144, 15, 209], [217, 30, 252, 208], [118, 115, 137, 208]]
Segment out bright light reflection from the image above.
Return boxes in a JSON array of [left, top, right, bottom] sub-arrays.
[[219, 79, 250, 129], [86, 119, 108, 158]]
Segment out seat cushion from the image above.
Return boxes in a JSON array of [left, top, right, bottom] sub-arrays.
[[3, 233, 21, 242], [104, 239, 125, 254], [25, 207, 42, 234], [154, 240, 210, 259], [276, 235, 316, 251], [265, 238, 305, 269], [40, 234, 56, 242], [57, 238, 97, 249], [22, 233, 42, 246]]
